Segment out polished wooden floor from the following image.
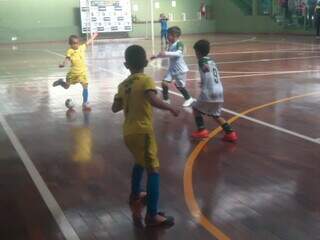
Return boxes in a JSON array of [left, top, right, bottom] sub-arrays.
[[1, 34, 320, 240]]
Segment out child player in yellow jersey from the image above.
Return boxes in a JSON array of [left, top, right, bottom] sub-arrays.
[[112, 45, 180, 227], [52, 33, 98, 111]]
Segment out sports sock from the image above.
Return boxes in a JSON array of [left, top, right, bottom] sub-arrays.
[[222, 123, 233, 134], [162, 85, 169, 100], [82, 88, 88, 103], [131, 164, 144, 199], [147, 172, 160, 217], [195, 115, 205, 131], [177, 87, 191, 100]]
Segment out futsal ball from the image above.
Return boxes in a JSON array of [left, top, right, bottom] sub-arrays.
[[65, 99, 75, 109]]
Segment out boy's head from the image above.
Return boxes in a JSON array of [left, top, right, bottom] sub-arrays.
[[193, 39, 210, 59], [124, 45, 148, 72], [69, 35, 80, 50], [167, 26, 181, 43], [160, 13, 165, 19]]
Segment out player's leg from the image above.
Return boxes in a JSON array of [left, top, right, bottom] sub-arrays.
[[191, 107, 209, 139], [53, 72, 72, 89], [212, 104, 238, 142], [174, 73, 194, 107], [161, 30, 165, 46], [144, 134, 174, 227], [162, 71, 172, 102], [81, 75, 91, 111], [52, 79, 70, 89]]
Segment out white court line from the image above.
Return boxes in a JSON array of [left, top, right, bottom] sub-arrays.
[[210, 37, 257, 45], [184, 47, 320, 57], [0, 114, 80, 240], [45, 48, 320, 145], [163, 89, 320, 145], [188, 55, 320, 66]]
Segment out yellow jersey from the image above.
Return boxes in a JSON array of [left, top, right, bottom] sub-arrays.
[[66, 44, 87, 75], [115, 73, 157, 136]]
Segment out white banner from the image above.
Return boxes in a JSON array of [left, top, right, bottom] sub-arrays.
[[80, 0, 132, 33]]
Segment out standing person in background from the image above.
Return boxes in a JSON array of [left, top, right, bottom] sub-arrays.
[[159, 14, 169, 47], [315, 0, 320, 37], [308, 0, 317, 27]]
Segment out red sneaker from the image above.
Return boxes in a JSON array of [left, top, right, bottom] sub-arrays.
[[191, 129, 209, 139], [223, 131, 238, 143]]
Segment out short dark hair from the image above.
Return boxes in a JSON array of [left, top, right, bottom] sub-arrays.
[[69, 35, 80, 44], [125, 45, 147, 70], [193, 39, 210, 56], [168, 26, 181, 37]]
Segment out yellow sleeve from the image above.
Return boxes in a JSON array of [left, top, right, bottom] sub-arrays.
[[115, 84, 123, 99], [143, 77, 157, 93], [80, 44, 87, 52], [66, 48, 73, 58]]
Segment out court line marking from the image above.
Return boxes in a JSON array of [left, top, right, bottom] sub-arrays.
[[210, 37, 257, 45], [183, 91, 320, 240], [188, 55, 320, 66], [166, 89, 320, 145], [0, 114, 80, 240], [184, 47, 320, 57]]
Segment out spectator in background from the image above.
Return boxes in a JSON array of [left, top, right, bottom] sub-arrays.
[[159, 14, 169, 47], [314, 0, 320, 37], [307, 0, 317, 27]]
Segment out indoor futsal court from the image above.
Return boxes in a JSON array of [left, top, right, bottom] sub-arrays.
[[1, 0, 320, 240]]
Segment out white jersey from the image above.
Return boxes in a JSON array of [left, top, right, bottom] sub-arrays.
[[198, 56, 224, 103], [158, 40, 189, 75]]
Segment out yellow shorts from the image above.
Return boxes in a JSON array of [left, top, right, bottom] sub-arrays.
[[124, 133, 159, 170], [66, 72, 88, 85]]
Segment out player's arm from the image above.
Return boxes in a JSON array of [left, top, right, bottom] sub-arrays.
[[112, 94, 123, 113], [85, 32, 99, 46], [145, 90, 179, 116], [59, 57, 70, 68]]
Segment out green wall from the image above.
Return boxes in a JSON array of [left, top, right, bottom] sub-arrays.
[[0, 0, 215, 43], [0, 0, 80, 43], [129, 0, 215, 38], [212, 0, 283, 33]]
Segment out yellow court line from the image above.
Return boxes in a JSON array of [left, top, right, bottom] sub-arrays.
[[183, 91, 320, 240]]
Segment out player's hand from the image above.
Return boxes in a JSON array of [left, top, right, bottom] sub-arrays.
[[150, 55, 157, 60], [92, 32, 99, 38], [170, 107, 180, 117], [59, 63, 65, 68]]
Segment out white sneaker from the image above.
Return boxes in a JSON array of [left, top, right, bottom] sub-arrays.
[[182, 98, 194, 107]]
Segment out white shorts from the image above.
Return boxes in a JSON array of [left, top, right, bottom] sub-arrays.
[[192, 101, 223, 117], [163, 72, 186, 88]]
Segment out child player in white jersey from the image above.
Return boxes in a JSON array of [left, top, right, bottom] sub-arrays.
[[151, 26, 194, 107], [191, 40, 238, 142]]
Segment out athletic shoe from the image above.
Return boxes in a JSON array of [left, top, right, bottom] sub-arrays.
[[145, 213, 175, 228], [191, 129, 209, 139], [223, 131, 238, 142], [52, 79, 64, 87], [182, 98, 194, 107], [82, 102, 92, 112]]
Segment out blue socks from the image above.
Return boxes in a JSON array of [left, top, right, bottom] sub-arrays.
[[131, 164, 144, 198], [147, 172, 160, 217], [82, 88, 88, 103]]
